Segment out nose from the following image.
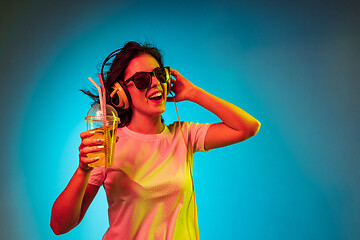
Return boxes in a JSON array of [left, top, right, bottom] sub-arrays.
[[150, 74, 167, 94], [150, 74, 161, 88]]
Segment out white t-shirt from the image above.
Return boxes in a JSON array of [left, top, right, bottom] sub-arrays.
[[88, 121, 210, 240]]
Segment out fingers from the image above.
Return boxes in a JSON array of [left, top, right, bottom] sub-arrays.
[[80, 130, 96, 139], [170, 68, 178, 75], [82, 137, 104, 147], [79, 139, 104, 155], [79, 145, 104, 157], [78, 145, 103, 170], [80, 156, 100, 165], [79, 131, 105, 156], [78, 130, 106, 170], [170, 69, 191, 86], [79, 130, 104, 152], [170, 69, 182, 80]]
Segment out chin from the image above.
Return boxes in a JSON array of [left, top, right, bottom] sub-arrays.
[[155, 106, 166, 115], [153, 101, 166, 113]]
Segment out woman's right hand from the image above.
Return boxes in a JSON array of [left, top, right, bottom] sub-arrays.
[[78, 130, 104, 172]]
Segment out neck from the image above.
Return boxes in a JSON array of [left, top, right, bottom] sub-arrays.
[[127, 114, 164, 134]]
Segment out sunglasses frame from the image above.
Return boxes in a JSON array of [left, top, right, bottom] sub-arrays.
[[124, 67, 171, 90]]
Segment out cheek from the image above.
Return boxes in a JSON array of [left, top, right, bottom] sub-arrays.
[[127, 87, 146, 105]]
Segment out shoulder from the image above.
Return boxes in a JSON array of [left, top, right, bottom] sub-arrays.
[[167, 121, 190, 132], [167, 121, 210, 134]]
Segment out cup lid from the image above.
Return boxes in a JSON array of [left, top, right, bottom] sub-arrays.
[[85, 104, 120, 122]]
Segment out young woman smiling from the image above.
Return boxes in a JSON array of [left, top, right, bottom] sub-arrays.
[[51, 41, 260, 240]]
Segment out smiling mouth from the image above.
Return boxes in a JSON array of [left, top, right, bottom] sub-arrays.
[[148, 92, 163, 101]]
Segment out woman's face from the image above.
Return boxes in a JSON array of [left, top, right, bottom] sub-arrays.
[[124, 54, 168, 120]]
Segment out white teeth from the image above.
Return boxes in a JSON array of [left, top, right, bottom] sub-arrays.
[[149, 92, 162, 98]]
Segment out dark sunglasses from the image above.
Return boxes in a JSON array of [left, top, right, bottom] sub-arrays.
[[124, 67, 171, 90]]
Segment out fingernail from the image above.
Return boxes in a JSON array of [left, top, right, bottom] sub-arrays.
[[97, 145, 104, 149], [90, 130, 96, 134], [97, 139, 104, 142]]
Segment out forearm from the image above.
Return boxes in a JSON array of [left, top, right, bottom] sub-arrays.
[[50, 167, 91, 235], [189, 86, 260, 135]]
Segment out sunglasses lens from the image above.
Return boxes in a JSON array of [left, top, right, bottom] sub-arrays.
[[155, 68, 169, 83], [133, 73, 151, 89]]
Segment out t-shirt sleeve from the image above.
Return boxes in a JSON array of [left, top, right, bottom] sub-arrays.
[[88, 167, 106, 186], [185, 122, 211, 153]]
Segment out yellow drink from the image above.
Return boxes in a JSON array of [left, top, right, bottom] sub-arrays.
[[87, 125, 117, 167]]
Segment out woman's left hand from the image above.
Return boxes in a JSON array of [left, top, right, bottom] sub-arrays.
[[167, 69, 198, 102]]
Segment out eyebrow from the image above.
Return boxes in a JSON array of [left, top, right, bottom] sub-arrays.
[[130, 67, 161, 77], [132, 71, 149, 75], [124, 71, 148, 83]]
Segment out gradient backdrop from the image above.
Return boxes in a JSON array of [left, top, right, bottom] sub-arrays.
[[1, 0, 359, 239]]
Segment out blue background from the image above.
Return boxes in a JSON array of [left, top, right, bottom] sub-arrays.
[[1, 0, 359, 239]]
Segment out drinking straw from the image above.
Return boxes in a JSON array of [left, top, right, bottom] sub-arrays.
[[88, 77, 105, 125], [98, 74, 107, 119]]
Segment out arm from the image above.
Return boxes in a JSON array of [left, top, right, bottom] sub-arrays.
[[50, 131, 103, 235], [168, 69, 260, 150], [50, 168, 99, 235]]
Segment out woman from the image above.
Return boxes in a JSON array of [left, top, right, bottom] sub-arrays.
[[50, 41, 260, 239]]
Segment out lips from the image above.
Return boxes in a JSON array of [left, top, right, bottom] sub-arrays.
[[148, 91, 163, 102]]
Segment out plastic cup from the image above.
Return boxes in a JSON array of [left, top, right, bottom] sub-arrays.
[[85, 104, 120, 167]]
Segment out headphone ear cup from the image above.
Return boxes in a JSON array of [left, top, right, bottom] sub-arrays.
[[110, 82, 131, 109], [167, 68, 171, 95], [167, 82, 171, 95]]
